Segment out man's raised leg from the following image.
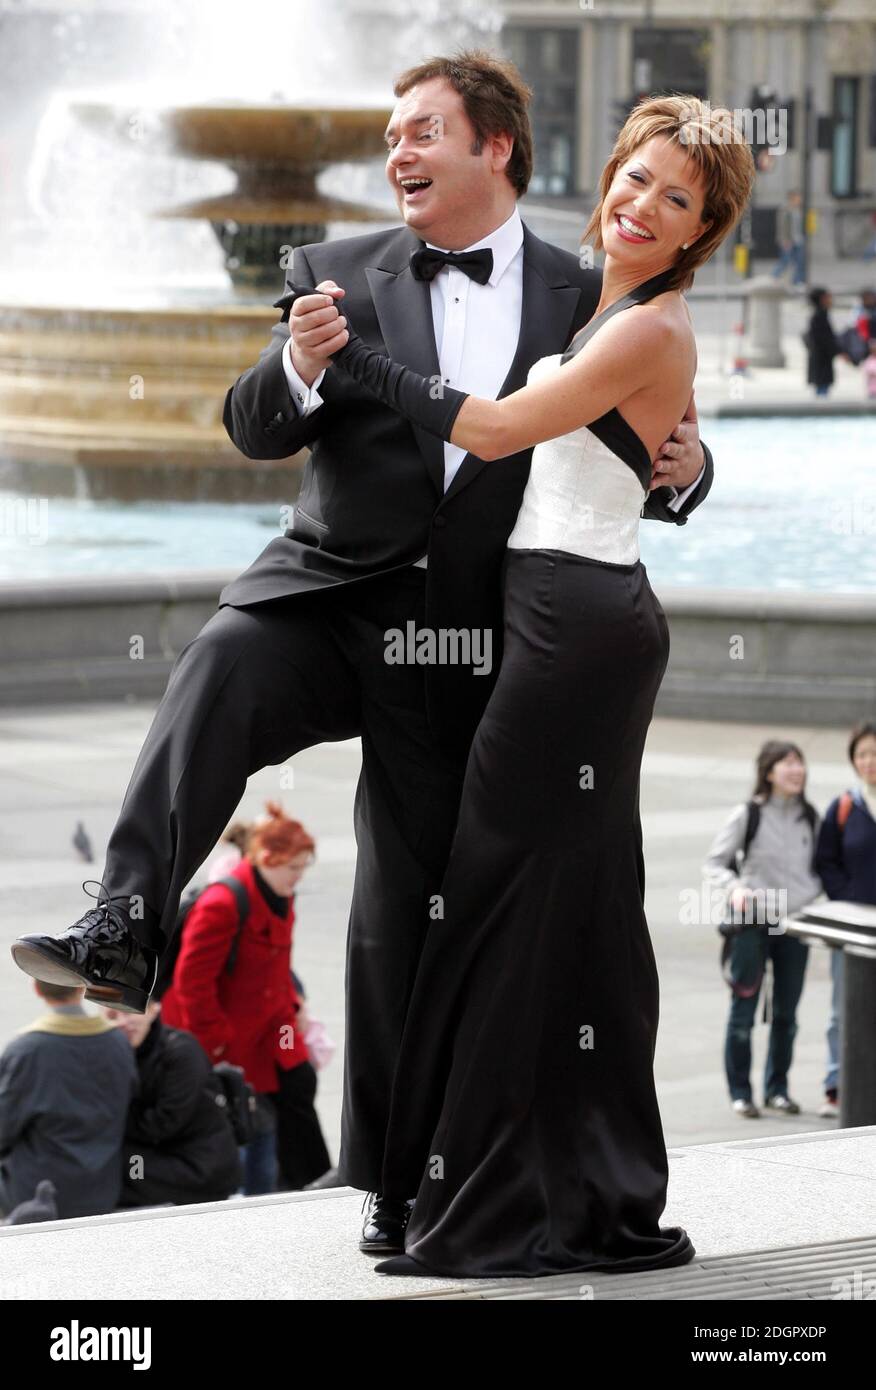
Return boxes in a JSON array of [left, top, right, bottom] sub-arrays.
[[11, 591, 360, 1009]]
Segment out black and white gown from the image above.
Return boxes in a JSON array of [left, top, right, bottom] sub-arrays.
[[373, 269, 696, 1278]]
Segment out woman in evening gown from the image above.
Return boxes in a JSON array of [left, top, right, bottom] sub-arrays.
[[284, 96, 754, 1278]]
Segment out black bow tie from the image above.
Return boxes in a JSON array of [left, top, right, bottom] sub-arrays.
[[410, 246, 494, 285]]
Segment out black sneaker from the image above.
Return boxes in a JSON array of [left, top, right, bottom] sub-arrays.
[[764, 1094, 801, 1115], [10, 880, 159, 1014], [731, 1098, 760, 1118]]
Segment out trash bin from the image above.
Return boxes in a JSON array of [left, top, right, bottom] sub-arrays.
[[780, 901, 876, 1127]]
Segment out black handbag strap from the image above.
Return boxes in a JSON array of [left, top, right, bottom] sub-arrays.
[[216, 875, 251, 975], [729, 801, 761, 872]]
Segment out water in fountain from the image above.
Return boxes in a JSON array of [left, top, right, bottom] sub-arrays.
[[0, 0, 507, 529], [1, 0, 503, 305]]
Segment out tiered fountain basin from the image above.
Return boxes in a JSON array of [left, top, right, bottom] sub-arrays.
[[0, 300, 285, 498], [0, 102, 391, 498], [72, 102, 394, 289]]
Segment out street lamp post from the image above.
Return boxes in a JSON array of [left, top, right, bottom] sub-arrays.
[[800, 79, 815, 286]]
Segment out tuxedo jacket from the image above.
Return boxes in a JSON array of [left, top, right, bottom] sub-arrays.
[[221, 220, 714, 757]]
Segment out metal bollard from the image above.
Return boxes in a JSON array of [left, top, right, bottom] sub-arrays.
[[840, 949, 876, 1127], [781, 901, 876, 1127]]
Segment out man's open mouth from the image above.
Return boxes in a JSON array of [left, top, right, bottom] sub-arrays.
[[399, 177, 433, 200]]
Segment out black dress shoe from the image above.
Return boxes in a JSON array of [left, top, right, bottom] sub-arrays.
[[359, 1192, 415, 1253], [10, 880, 159, 1014]]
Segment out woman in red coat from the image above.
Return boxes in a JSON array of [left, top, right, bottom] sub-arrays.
[[161, 801, 331, 1191]]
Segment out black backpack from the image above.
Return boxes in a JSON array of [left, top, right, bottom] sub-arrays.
[[205, 1061, 275, 1147], [839, 325, 868, 366], [153, 875, 250, 999]]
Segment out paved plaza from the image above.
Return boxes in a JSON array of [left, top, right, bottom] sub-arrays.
[[0, 701, 854, 1160]]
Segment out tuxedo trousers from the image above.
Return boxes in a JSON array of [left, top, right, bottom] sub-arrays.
[[101, 566, 467, 1190]]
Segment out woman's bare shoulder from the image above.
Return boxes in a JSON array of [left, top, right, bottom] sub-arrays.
[[641, 292, 694, 340], [590, 294, 694, 368], [637, 295, 697, 374]]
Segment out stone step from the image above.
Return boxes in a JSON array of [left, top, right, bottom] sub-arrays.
[[2, 1126, 875, 1301]]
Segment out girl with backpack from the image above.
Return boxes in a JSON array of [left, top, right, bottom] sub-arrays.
[[160, 801, 332, 1194], [814, 721, 876, 1118], [703, 741, 822, 1118]]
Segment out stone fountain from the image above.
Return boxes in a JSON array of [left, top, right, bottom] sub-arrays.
[[0, 99, 391, 499], [74, 100, 393, 291]]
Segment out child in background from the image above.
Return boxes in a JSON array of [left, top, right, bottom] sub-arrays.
[[207, 821, 249, 881]]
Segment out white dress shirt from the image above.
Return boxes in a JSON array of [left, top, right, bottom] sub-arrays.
[[282, 209, 702, 568]]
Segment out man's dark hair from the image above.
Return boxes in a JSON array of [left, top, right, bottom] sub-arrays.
[[393, 49, 534, 198]]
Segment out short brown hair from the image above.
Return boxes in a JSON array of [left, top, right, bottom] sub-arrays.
[[393, 49, 533, 198], [584, 94, 755, 291], [36, 980, 83, 1002]]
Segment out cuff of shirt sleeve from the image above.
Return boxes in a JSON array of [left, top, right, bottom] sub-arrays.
[[665, 460, 705, 513], [283, 337, 326, 414]]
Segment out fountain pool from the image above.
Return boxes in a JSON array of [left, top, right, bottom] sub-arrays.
[[1, 415, 874, 593]]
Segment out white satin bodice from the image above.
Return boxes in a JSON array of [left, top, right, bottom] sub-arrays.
[[506, 354, 649, 563]]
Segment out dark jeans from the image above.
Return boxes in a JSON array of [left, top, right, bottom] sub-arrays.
[[772, 241, 805, 286], [238, 1130, 278, 1196], [724, 927, 810, 1103]]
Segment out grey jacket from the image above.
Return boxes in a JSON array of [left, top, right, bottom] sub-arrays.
[[0, 1010, 138, 1219], [777, 203, 804, 245], [702, 795, 823, 917]]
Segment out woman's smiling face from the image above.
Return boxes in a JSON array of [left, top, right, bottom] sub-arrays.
[[601, 134, 711, 271], [852, 733, 876, 786]]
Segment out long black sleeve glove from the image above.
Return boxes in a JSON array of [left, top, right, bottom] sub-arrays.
[[273, 283, 469, 443]]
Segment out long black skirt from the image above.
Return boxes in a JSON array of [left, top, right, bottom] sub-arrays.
[[377, 547, 694, 1278]]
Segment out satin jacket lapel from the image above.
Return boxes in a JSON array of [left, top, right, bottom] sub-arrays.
[[442, 224, 582, 505], [364, 232, 446, 496]]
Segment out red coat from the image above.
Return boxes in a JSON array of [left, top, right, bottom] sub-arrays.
[[161, 857, 309, 1093]]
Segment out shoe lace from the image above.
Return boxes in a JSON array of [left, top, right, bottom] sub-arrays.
[[360, 1191, 413, 1216], [78, 880, 135, 939]]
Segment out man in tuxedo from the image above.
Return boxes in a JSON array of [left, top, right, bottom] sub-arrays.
[[12, 52, 712, 1251]]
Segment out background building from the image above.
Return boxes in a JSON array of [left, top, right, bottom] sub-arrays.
[[497, 0, 876, 265]]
